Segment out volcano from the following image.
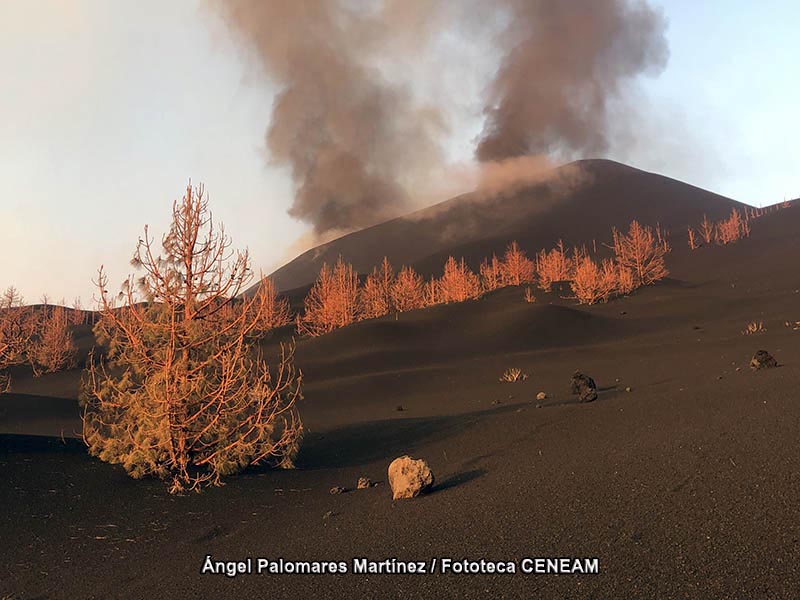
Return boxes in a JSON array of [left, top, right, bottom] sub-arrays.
[[266, 159, 744, 293]]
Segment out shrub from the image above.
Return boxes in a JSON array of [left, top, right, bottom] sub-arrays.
[[741, 321, 766, 335], [81, 183, 302, 493], [499, 368, 528, 383]]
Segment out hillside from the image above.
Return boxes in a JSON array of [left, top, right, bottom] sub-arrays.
[[3, 201, 800, 598], [265, 159, 744, 293]]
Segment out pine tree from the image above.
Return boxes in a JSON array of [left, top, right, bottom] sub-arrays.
[[501, 241, 535, 286], [298, 256, 359, 336], [81, 183, 302, 493], [612, 220, 668, 288], [390, 266, 425, 313], [359, 257, 395, 320], [438, 257, 481, 303]]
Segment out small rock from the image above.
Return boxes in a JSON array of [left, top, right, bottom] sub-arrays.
[[735, 367, 741, 372], [388, 456, 434, 500], [323, 511, 335, 520], [396, 405, 405, 412], [750, 350, 778, 370], [625, 386, 632, 392], [329, 486, 346, 495], [357, 477, 372, 490], [570, 370, 598, 403], [536, 403, 542, 409], [536, 391, 547, 401]]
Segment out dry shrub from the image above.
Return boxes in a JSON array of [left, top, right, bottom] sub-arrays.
[[501, 241, 535, 286], [612, 221, 668, 288], [499, 367, 528, 383], [524, 287, 536, 303], [29, 305, 78, 376], [81, 183, 302, 494], [741, 321, 766, 335], [535, 240, 572, 292], [391, 266, 425, 313], [359, 257, 394, 320], [298, 256, 359, 337], [438, 257, 481, 303]]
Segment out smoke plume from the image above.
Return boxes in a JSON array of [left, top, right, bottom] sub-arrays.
[[212, 0, 446, 236], [476, 0, 669, 162], [211, 0, 669, 235]]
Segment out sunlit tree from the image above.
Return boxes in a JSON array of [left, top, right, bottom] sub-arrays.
[[81, 183, 302, 493]]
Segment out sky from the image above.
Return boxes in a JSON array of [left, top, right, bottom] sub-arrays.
[[1, 0, 798, 305]]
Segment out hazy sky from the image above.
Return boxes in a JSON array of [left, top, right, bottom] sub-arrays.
[[1, 0, 798, 305]]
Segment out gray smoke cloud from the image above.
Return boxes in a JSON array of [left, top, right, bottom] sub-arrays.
[[476, 0, 669, 162], [211, 0, 447, 236], [211, 0, 669, 234]]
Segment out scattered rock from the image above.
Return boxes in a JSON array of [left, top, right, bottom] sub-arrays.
[[536, 391, 547, 401], [570, 370, 598, 403], [357, 477, 373, 490], [750, 350, 778, 370], [388, 456, 434, 500], [329, 486, 347, 495]]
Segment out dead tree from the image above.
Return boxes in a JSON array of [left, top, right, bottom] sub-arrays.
[[298, 256, 359, 336], [612, 220, 669, 288], [501, 241, 535, 286], [535, 240, 572, 292], [29, 304, 77, 376], [81, 183, 302, 493], [438, 256, 481, 303], [358, 257, 395, 320], [0, 287, 34, 392], [390, 266, 425, 313]]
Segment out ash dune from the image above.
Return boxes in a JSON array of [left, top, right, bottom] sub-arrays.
[[3, 177, 800, 597], [266, 159, 744, 294]]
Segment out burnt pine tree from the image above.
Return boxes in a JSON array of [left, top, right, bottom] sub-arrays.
[[81, 183, 302, 493]]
